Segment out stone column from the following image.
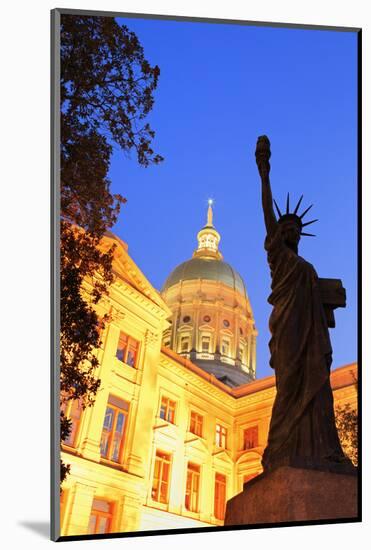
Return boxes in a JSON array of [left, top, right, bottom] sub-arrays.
[[168, 397, 188, 513], [247, 333, 252, 371], [200, 454, 214, 522], [191, 295, 200, 352], [116, 494, 142, 533], [214, 287, 222, 356], [63, 482, 96, 536], [251, 333, 257, 375], [79, 323, 119, 461], [172, 303, 181, 352], [126, 329, 160, 479], [233, 309, 239, 364]]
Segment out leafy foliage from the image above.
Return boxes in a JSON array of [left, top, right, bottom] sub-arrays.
[[59, 15, 162, 484], [335, 402, 358, 466]]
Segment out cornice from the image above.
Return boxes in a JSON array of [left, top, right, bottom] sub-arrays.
[[184, 435, 209, 453], [111, 279, 169, 321], [211, 448, 234, 465], [160, 348, 357, 410], [234, 388, 276, 409], [159, 353, 236, 407], [102, 232, 172, 317], [236, 449, 263, 464], [144, 329, 160, 349]]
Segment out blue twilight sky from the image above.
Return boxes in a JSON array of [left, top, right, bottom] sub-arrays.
[[108, 17, 358, 380]]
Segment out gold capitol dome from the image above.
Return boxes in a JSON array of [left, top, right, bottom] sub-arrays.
[[161, 200, 257, 388]]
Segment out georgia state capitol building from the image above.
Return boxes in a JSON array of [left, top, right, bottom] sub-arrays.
[[60, 202, 357, 536]]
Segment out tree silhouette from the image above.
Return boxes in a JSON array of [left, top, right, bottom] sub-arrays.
[[60, 14, 163, 484], [335, 403, 358, 466]]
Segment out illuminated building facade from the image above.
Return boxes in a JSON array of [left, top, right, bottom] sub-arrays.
[[60, 207, 357, 536]]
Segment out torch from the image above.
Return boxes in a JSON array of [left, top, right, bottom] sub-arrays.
[[255, 135, 271, 183]]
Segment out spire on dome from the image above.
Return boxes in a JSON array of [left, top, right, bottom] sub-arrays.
[[207, 198, 214, 226], [193, 200, 222, 260]]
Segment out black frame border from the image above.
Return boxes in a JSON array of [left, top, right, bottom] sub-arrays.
[[51, 7, 362, 542]]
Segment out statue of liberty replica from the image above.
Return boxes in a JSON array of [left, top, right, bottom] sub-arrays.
[[256, 135, 354, 473], [225, 136, 357, 526]]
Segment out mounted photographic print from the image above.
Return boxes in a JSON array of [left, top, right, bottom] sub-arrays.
[[51, 8, 361, 542]]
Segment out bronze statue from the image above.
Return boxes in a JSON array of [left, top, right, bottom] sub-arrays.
[[255, 135, 354, 473]]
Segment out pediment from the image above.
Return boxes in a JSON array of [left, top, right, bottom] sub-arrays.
[[152, 420, 179, 443], [220, 328, 234, 337], [184, 434, 209, 453], [178, 324, 192, 332], [198, 324, 215, 332], [102, 232, 171, 314], [212, 448, 233, 465], [153, 420, 172, 431], [236, 448, 263, 464]]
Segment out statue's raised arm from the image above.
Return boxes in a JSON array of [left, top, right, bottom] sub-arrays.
[[255, 135, 278, 237]]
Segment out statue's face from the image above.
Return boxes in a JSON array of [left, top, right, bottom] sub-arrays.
[[281, 220, 301, 247]]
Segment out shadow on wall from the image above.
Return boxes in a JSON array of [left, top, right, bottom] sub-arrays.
[[18, 521, 50, 539]]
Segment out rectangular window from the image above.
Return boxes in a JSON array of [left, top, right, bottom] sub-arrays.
[[100, 395, 129, 463], [61, 398, 83, 448], [185, 463, 201, 512], [159, 396, 176, 423], [201, 335, 211, 352], [221, 339, 230, 356], [214, 473, 227, 520], [239, 345, 244, 361], [116, 331, 139, 367], [88, 498, 113, 534], [243, 426, 258, 450], [152, 451, 171, 504], [215, 424, 227, 448], [181, 336, 190, 352], [189, 411, 203, 437]]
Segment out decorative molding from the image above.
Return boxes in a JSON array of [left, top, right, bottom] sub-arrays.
[[145, 329, 159, 348], [184, 435, 209, 453], [153, 421, 172, 431], [211, 448, 234, 465], [177, 325, 193, 332], [160, 355, 236, 407], [236, 448, 263, 464], [111, 306, 126, 322], [198, 324, 215, 332], [111, 279, 170, 320], [235, 388, 276, 408]]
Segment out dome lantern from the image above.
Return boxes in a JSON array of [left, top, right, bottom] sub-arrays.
[[193, 200, 223, 260]]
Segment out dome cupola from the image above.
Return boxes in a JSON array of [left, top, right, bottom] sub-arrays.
[[193, 199, 223, 260], [161, 202, 257, 388]]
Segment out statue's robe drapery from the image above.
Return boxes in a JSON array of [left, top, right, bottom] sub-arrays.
[[262, 226, 347, 471]]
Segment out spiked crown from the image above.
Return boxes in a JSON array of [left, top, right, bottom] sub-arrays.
[[274, 193, 318, 237]]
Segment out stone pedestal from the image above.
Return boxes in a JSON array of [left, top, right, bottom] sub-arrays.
[[224, 466, 358, 526]]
